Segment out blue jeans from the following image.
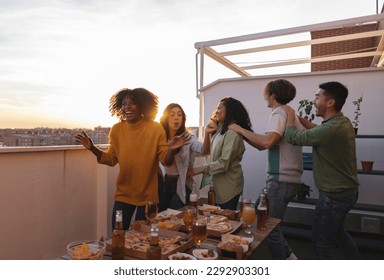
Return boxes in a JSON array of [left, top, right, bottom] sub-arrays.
[[312, 191, 360, 259], [264, 181, 301, 259]]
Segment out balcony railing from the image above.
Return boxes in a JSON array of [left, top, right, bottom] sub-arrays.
[[0, 145, 117, 260]]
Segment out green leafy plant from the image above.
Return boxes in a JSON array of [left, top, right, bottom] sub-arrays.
[[352, 97, 363, 128], [298, 99, 315, 122]]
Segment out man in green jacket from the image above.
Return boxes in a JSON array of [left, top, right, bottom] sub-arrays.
[[283, 81, 360, 259]]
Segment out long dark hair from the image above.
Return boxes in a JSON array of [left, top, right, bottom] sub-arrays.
[[109, 88, 159, 121], [160, 103, 187, 141], [218, 97, 253, 138]]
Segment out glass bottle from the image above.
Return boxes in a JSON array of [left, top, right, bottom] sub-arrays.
[[189, 192, 198, 208], [112, 210, 125, 260], [262, 188, 269, 220], [146, 223, 162, 260], [207, 183, 216, 206], [256, 194, 268, 231]]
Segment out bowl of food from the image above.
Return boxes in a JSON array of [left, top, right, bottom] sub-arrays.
[[67, 240, 106, 260], [168, 252, 196, 260], [192, 249, 218, 260]]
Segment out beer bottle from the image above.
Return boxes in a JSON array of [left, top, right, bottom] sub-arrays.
[[189, 192, 198, 208], [262, 188, 269, 220], [112, 210, 125, 260], [256, 194, 268, 231], [207, 183, 216, 206], [146, 223, 162, 260]]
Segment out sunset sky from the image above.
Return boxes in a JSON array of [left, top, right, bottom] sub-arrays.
[[0, 0, 382, 129]]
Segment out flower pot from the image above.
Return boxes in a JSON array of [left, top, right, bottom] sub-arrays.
[[361, 161, 374, 171]]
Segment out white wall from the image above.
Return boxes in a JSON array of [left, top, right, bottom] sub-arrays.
[[0, 146, 117, 259], [199, 68, 384, 206]]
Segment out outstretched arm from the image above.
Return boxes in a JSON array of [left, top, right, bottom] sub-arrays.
[[228, 123, 281, 150]]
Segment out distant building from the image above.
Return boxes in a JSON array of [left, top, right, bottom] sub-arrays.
[[0, 127, 111, 147], [0, 126, 201, 147]]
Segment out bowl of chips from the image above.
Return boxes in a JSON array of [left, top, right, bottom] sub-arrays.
[[168, 252, 196, 260], [67, 240, 106, 260]]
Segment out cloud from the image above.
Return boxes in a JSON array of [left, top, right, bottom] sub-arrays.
[[0, 0, 382, 129]]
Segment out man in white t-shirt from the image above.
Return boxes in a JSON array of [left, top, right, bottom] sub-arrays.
[[229, 79, 304, 260]]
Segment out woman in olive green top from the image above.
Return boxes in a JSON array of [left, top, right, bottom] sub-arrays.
[[193, 97, 253, 210]]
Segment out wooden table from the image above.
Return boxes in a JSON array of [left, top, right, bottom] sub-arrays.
[[58, 216, 280, 260], [184, 217, 280, 260]]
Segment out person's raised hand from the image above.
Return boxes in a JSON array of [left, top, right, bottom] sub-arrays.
[[169, 131, 191, 151], [74, 131, 94, 150], [281, 104, 295, 117], [228, 123, 241, 133], [205, 119, 218, 135]]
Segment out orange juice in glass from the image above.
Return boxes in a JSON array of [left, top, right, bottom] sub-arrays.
[[242, 203, 256, 235]]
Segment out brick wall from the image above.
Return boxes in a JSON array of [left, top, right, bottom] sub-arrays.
[[311, 24, 378, 71]]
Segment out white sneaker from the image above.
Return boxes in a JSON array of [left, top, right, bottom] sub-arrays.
[[287, 253, 298, 260]]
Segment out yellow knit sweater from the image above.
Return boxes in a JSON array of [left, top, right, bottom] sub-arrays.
[[98, 119, 169, 206]]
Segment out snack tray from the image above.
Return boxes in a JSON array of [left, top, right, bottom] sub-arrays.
[[105, 223, 194, 260]]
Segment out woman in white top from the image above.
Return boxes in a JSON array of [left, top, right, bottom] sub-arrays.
[[158, 103, 214, 210]]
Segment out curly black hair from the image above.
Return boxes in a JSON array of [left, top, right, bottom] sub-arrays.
[[109, 88, 159, 121]]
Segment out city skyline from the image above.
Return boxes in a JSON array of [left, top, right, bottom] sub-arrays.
[[1, 0, 382, 129]]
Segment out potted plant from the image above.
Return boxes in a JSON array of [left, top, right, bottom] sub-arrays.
[[297, 99, 315, 122], [352, 97, 363, 134], [296, 183, 312, 200]]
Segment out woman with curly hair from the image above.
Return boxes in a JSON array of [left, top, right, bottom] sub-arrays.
[[193, 97, 253, 210], [158, 103, 213, 211], [75, 88, 188, 230]]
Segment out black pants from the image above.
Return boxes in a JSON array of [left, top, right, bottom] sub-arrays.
[[158, 174, 191, 211], [218, 194, 241, 210]]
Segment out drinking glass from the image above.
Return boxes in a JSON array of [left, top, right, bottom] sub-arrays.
[[192, 218, 207, 249], [145, 201, 158, 224], [239, 198, 251, 217], [183, 208, 195, 232], [241, 203, 256, 235]]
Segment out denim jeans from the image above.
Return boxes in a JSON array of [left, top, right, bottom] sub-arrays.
[[312, 191, 360, 259], [264, 181, 301, 259]]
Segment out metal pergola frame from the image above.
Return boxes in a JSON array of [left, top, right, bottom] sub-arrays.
[[194, 12, 384, 136]]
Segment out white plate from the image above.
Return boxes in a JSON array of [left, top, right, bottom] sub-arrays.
[[168, 252, 196, 260], [192, 249, 218, 260], [158, 208, 182, 218], [221, 234, 253, 252]]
